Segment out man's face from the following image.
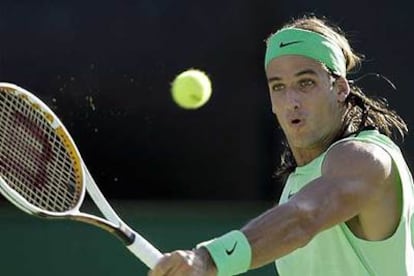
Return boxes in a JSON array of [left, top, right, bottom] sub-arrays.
[[266, 55, 345, 150]]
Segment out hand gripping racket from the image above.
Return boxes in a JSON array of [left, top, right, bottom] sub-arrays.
[[0, 82, 162, 268]]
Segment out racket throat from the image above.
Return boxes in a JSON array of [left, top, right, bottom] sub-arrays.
[[71, 214, 135, 245], [118, 224, 136, 245]]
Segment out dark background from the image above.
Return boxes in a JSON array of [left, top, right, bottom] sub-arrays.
[[1, 0, 413, 201], [0, 1, 413, 275]]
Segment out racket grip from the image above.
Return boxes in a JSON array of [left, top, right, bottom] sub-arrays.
[[127, 234, 163, 269]]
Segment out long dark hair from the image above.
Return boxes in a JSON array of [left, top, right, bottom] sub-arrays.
[[272, 16, 408, 180]]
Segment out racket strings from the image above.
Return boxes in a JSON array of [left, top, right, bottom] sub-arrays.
[[0, 89, 82, 212]]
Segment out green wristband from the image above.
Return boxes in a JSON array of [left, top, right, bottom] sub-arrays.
[[197, 230, 252, 276]]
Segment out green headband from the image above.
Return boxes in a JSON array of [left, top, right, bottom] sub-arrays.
[[265, 28, 346, 76]]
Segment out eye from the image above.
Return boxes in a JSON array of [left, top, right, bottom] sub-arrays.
[[298, 79, 315, 90], [271, 83, 285, 92]]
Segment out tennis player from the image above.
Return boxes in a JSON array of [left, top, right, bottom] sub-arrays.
[[149, 15, 414, 275]]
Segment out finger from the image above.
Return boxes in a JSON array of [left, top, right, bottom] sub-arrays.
[[148, 250, 194, 276], [148, 253, 174, 276], [166, 251, 194, 276]]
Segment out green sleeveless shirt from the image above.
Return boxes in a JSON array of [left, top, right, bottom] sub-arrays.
[[276, 130, 414, 275]]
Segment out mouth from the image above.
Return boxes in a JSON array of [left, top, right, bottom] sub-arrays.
[[290, 119, 302, 125]]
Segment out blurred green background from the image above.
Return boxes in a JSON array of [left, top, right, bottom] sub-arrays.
[[0, 200, 277, 276]]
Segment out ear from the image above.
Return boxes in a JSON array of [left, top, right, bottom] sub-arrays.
[[334, 76, 350, 102]]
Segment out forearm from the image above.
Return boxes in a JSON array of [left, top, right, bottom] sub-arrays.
[[241, 201, 314, 268], [200, 173, 368, 272]]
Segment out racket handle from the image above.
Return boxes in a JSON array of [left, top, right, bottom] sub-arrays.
[[127, 233, 163, 269]]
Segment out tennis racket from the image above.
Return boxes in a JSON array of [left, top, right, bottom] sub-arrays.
[[0, 82, 163, 268]]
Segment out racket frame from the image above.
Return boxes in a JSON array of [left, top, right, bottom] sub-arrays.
[[0, 82, 162, 268]]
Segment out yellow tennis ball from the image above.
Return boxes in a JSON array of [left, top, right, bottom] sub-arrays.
[[171, 69, 212, 109]]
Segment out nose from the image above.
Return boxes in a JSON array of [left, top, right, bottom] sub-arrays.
[[285, 88, 300, 110]]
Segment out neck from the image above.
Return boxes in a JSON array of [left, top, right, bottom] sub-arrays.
[[291, 140, 331, 166], [290, 125, 348, 166]]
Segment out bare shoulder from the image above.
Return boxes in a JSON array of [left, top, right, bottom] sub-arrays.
[[322, 140, 401, 240], [322, 139, 393, 184]]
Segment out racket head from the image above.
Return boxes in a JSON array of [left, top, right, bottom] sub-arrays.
[[0, 82, 85, 217]]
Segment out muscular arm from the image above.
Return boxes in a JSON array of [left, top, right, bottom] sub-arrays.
[[242, 140, 395, 268], [149, 140, 398, 275]]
